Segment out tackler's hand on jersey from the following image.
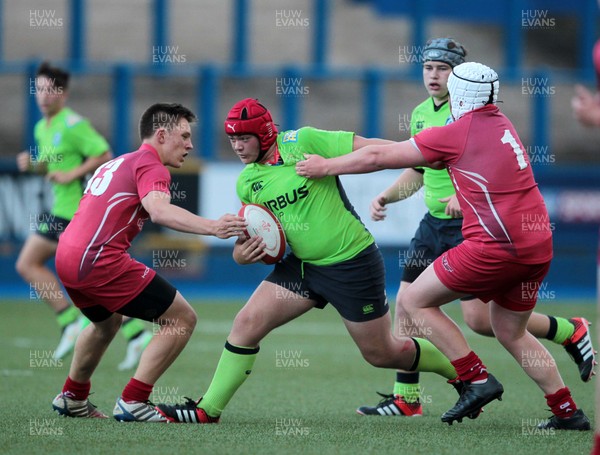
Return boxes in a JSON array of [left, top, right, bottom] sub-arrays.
[[296, 154, 328, 178]]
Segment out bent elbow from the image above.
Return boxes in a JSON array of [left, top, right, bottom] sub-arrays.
[[147, 206, 167, 226]]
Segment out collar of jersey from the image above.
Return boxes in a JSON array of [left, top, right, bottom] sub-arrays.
[[138, 143, 161, 161], [264, 146, 284, 166]]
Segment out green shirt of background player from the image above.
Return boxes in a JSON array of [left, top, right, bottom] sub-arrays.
[[155, 98, 464, 424], [32, 106, 108, 219], [17, 65, 112, 213], [357, 38, 595, 418], [15, 62, 151, 368]]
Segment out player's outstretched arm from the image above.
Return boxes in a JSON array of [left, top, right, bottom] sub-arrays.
[[141, 190, 246, 239], [296, 141, 428, 178], [353, 135, 396, 150]]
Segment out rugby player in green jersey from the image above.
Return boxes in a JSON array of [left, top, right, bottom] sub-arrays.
[[16, 62, 152, 367], [356, 38, 595, 418], [156, 98, 467, 423]]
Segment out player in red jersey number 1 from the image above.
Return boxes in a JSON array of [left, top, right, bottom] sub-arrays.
[[296, 62, 592, 430]]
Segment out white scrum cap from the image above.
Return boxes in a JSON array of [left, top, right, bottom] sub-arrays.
[[447, 62, 499, 120]]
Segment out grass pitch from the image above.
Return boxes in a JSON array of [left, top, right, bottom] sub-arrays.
[[0, 299, 595, 455]]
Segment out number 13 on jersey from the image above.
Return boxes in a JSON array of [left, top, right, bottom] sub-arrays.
[[84, 158, 125, 196]]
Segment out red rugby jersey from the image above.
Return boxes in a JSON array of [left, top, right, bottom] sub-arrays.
[[412, 105, 552, 264], [57, 144, 170, 285]]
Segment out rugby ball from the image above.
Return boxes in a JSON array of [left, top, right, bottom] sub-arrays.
[[238, 204, 286, 264]]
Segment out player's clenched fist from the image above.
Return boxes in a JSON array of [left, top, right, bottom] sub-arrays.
[[370, 195, 388, 222], [16, 151, 32, 172]]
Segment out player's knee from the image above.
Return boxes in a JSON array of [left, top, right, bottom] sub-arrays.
[[187, 309, 198, 330], [232, 308, 257, 333], [15, 257, 29, 279], [177, 304, 197, 332], [397, 291, 418, 316], [491, 327, 517, 348], [395, 293, 420, 330], [462, 307, 493, 337], [362, 348, 389, 368], [394, 295, 409, 320], [166, 294, 197, 330], [229, 310, 266, 346], [361, 338, 412, 368], [91, 315, 121, 340]]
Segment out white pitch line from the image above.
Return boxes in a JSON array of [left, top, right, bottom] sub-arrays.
[[1, 369, 34, 376], [12, 337, 37, 348]]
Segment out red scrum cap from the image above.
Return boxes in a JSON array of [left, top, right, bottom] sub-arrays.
[[224, 98, 278, 158]]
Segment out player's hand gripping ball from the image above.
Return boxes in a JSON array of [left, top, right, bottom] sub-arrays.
[[238, 204, 286, 264]]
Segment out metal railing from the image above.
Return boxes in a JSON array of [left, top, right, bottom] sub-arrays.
[[0, 0, 597, 161]]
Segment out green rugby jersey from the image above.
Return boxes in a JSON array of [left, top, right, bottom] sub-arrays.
[[34, 107, 109, 220], [410, 98, 455, 220], [236, 127, 374, 266]]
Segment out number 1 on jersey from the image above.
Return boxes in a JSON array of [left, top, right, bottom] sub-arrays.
[[500, 129, 528, 170]]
